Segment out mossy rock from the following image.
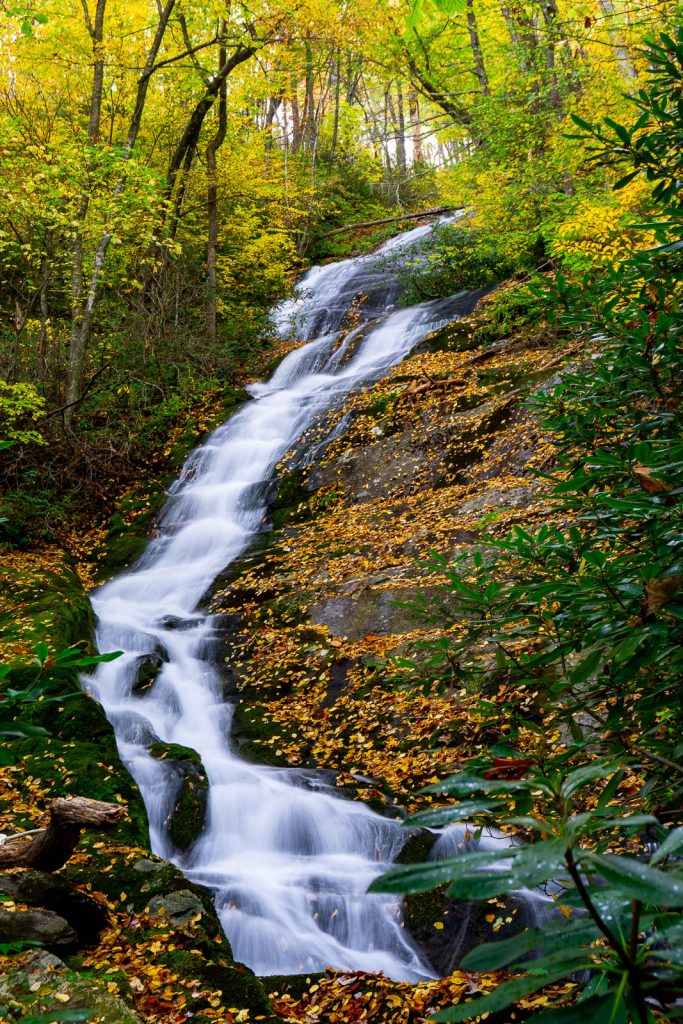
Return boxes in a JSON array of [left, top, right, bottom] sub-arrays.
[[238, 739, 291, 767], [262, 972, 326, 999], [0, 870, 109, 945], [405, 887, 535, 976], [150, 742, 209, 850], [0, 950, 142, 1024], [233, 702, 279, 741], [159, 950, 273, 1017], [395, 827, 438, 865], [270, 469, 312, 529], [0, 558, 93, 665]]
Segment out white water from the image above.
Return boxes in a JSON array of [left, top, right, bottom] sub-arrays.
[[88, 221, 480, 980]]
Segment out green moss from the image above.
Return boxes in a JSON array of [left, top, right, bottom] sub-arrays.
[[403, 886, 450, 931], [0, 558, 92, 659], [149, 741, 204, 770], [395, 828, 438, 864], [159, 951, 273, 1016], [262, 973, 326, 999], [169, 770, 208, 849], [270, 469, 312, 529], [146, 743, 210, 851], [238, 739, 291, 767], [233, 703, 278, 741]]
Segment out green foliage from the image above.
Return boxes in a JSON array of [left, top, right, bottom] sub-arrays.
[[0, 382, 45, 445], [377, 38, 683, 1023], [471, 285, 545, 344], [396, 222, 517, 305], [569, 29, 683, 212], [373, 758, 683, 1022], [0, 643, 121, 765]]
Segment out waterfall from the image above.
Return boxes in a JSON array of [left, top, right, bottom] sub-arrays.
[[88, 220, 481, 981]]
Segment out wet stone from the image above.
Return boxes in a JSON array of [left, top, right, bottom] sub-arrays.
[[147, 889, 204, 925]]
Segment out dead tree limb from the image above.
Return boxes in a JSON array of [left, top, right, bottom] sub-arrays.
[[315, 206, 458, 240], [0, 797, 125, 872]]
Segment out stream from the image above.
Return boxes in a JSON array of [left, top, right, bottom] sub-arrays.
[[88, 220, 486, 981]]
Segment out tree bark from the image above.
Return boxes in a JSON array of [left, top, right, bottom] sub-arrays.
[[315, 206, 454, 239], [395, 86, 407, 172], [67, 0, 107, 420], [0, 797, 125, 873], [205, 35, 228, 348], [406, 55, 473, 129], [599, 0, 638, 82], [466, 0, 491, 96], [163, 42, 257, 244], [65, 0, 177, 418], [500, 2, 538, 74], [329, 53, 341, 163], [409, 90, 423, 162]]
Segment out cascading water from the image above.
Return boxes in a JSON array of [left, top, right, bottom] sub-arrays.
[[88, 220, 485, 981]]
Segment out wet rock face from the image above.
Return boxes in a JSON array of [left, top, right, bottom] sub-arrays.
[[131, 652, 166, 695], [404, 889, 535, 976], [310, 587, 428, 643], [0, 950, 143, 1024], [149, 742, 209, 850]]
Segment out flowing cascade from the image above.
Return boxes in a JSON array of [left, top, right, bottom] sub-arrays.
[[89, 221, 481, 980]]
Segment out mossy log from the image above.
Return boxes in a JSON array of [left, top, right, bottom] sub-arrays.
[[0, 796, 125, 872]]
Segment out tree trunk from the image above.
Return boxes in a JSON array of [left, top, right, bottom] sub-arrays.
[[599, 0, 638, 82], [163, 42, 257, 243], [65, 0, 177, 418], [329, 53, 341, 163], [38, 254, 49, 385], [466, 0, 491, 96], [409, 91, 423, 162], [264, 92, 283, 152], [395, 86, 407, 171], [302, 38, 316, 152], [500, 3, 538, 74], [406, 55, 473, 129], [206, 36, 228, 348], [66, 0, 107, 419], [0, 797, 125, 872]]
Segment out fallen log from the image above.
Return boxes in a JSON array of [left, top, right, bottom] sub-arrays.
[[315, 206, 459, 240], [0, 797, 125, 872]]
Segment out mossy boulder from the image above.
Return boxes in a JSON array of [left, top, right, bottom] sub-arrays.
[[149, 742, 209, 850], [0, 908, 77, 951], [395, 827, 438, 865], [158, 949, 274, 1018], [0, 950, 142, 1024]]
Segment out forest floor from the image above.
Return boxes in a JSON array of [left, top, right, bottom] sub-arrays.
[[0, 284, 587, 1023]]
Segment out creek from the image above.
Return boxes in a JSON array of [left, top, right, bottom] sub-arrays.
[[88, 220, 484, 981]]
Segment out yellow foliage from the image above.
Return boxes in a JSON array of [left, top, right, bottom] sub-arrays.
[[550, 180, 657, 272]]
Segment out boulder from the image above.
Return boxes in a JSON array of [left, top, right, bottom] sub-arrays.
[[147, 889, 204, 926], [0, 870, 108, 944], [149, 742, 209, 850], [0, 907, 77, 950], [0, 949, 142, 1023]]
